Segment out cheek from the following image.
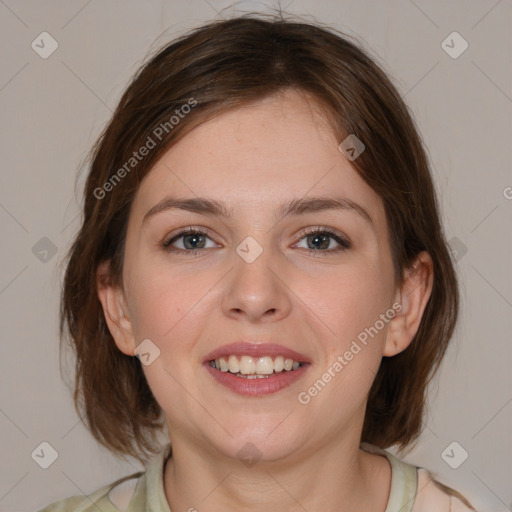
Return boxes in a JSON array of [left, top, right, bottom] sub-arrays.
[[125, 262, 200, 340], [307, 258, 394, 345], [305, 257, 394, 399], [331, 262, 394, 381], [127, 243, 394, 352], [123, 257, 223, 384], [125, 267, 212, 415]]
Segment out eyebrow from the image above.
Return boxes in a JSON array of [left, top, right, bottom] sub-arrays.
[[142, 195, 373, 226]]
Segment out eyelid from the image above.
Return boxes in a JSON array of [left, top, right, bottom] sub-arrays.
[[162, 225, 218, 246], [295, 225, 350, 246], [162, 225, 351, 254]]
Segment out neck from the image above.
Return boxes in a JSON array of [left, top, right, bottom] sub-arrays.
[[163, 432, 391, 512]]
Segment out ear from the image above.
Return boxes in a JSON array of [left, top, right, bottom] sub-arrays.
[[384, 251, 434, 357], [96, 261, 136, 356]]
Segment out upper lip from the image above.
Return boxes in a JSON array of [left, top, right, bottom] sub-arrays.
[[204, 342, 311, 364]]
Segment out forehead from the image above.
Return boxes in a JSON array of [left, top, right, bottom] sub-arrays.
[[130, 90, 386, 229]]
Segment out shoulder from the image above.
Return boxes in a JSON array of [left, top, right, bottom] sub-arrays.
[[360, 442, 478, 512], [37, 472, 144, 512], [37, 443, 172, 512], [412, 468, 477, 512]]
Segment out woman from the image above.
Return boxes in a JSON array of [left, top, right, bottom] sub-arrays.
[[41, 14, 476, 511]]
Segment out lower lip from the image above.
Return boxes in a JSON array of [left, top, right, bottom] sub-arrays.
[[204, 362, 311, 396]]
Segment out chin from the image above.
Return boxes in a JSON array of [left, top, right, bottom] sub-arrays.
[[210, 421, 307, 466]]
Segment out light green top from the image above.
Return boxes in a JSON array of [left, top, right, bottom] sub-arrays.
[[37, 443, 454, 512]]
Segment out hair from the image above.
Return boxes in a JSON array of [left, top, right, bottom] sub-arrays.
[[60, 12, 459, 465]]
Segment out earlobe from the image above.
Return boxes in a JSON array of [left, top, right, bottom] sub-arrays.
[[96, 261, 135, 356], [384, 251, 434, 357]]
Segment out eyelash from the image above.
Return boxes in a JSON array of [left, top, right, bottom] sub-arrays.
[[162, 226, 351, 257]]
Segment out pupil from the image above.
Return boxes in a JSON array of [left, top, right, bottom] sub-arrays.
[[310, 234, 327, 250], [185, 234, 204, 249]]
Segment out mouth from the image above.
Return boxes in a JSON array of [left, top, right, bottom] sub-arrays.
[[203, 342, 311, 396], [208, 355, 307, 378]]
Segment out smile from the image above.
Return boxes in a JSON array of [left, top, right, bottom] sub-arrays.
[[205, 357, 310, 396], [209, 355, 305, 378]]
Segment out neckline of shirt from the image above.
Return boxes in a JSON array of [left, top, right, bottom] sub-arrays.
[[143, 442, 417, 512]]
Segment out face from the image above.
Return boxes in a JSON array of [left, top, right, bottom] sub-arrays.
[[103, 89, 405, 463]]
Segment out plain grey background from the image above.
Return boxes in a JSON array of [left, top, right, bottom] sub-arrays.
[[1, 1, 511, 511]]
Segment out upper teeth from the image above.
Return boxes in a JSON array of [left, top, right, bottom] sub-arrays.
[[211, 355, 302, 375]]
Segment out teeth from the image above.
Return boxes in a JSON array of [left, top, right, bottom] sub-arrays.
[[255, 356, 274, 374], [239, 373, 270, 379], [274, 356, 284, 372], [210, 355, 304, 375], [218, 357, 229, 372], [240, 355, 256, 375], [228, 355, 239, 373]]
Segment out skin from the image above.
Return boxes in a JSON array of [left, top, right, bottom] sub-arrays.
[[97, 89, 433, 511]]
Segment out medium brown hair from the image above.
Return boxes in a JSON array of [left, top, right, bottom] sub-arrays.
[[60, 13, 459, 464]]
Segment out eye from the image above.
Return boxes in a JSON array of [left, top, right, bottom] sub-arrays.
[[162, 226, 351, 256], [293, 226, 351, 256], [162, 227, 218, 254]]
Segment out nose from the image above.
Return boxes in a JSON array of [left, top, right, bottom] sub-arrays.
[[222, 242, 292, 323]]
